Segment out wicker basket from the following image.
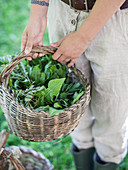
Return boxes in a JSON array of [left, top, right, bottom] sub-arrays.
[[0, 130, 53, 170], [5, 146, 54, 170], [0, 46, 90, 142]]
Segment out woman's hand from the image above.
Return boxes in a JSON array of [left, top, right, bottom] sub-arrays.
[[21, 5, 48, 60], [50, 0, 125, 67], [50, 31, 91, 67]]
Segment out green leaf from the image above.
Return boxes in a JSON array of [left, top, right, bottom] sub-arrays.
[[49, 107, 63, 117], [30, 65, 41, 84], [59, 99, 69, 108], [26, 64, 33, 77], [45, 78, 66, 103], [40, 72, 45, 85], [65, 76, 70, 84], [34, 90, 45, 107], [0, 55, 12, 65], [69, 83, 81, 92], [73, 92, 78, 100], [9, 78, 13, 87], [44, 61, 52, 73], [72, 91, 84, 104], [57, 65, 66, 78], [35, 105, 49, 112], [14, 80, 20, 89], [20, 62, 26, 75], [54, 102, 63, 108], [65, 83, 74, 92], [0, 65, 7, 73], [60, 93, 68, 100], [25, 95, 33, 102], [61, 84, 68, 92]]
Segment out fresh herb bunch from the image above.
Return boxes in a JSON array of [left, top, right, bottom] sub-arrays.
[[0, 55, 85, 117]]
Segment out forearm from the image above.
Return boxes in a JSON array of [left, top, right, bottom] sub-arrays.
[[30, 0, 49, 19], [21, 1, 49, 55], [77, 0, 125, 42]]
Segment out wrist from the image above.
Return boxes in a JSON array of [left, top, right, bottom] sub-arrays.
[[76, 26, 93, 46], [30, 4, 48, 18]]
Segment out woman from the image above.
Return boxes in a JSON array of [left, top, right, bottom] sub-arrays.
[[21, 0, 128, 169]]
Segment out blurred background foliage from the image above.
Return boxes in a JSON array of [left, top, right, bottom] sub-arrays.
[[0, 0, 127, 169], [0, 0, 74, 169]]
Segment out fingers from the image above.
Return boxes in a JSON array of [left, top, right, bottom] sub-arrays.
[[21, 32, 27, 52], [21, 29, 45, 60], [24, 36, 43, 60], [36, 41, 44, 57], [32, 40, 44, 58], [26, 56, 32, 61], [32, 53, 44, 59], [56, 55, 76, 67], [25, 36, 33, 54], [52, 49, 62, 60], [32, 53, 38, 59], [65, 58, 71, 65], [57, 55, 69, 63], [38, 41, 43, 46], [50, 39, 63, 47], [68, 58, 77, 67], [52, 47, 77, 66], [39, 53, 45, 57]]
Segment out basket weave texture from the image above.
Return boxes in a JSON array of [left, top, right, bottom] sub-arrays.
[[0, 46, 90, 142], [0, 130, 53, 170]]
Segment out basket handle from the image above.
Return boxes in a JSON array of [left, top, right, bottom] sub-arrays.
[[0, 46, 57, 88]]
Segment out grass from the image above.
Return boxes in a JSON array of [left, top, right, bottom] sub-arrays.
[[0, 0, 49, 56], [0, 0, 75, 169], [0, 0, 128, 169]]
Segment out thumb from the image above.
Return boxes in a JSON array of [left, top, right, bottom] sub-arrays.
[[25, 36, 33, 54], [50, 39, 63, 47]]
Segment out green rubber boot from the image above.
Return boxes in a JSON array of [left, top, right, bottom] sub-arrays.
[[71, 144, 95, 170], [94, 153, 119, 170]]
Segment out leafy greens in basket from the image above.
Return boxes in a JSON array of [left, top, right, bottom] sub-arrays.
[[0, 54, 85, 117]]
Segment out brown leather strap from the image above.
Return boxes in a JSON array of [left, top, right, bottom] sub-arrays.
[[61, 0, 128, 11], [61, 0, 95, 11], [120, 0, 128, 9]]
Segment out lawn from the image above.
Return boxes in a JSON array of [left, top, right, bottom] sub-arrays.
[[0, 0, 74, 169], [0, 0, 128, 169]]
